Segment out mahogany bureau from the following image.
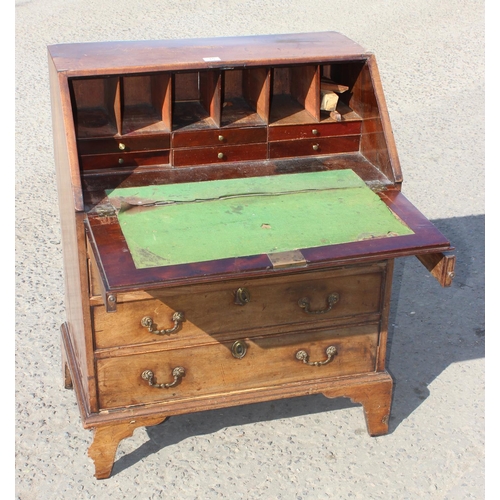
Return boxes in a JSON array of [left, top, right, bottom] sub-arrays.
[[47, 32, 455, 479]]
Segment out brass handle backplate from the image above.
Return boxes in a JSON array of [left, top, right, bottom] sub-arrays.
[[141, 313, 185, 335], [296, 346, 337, 366], [298, 293, 339, 314], [231, 340, 248, 359], [141, 367, 185, 388], [234, 287, 251, 305]]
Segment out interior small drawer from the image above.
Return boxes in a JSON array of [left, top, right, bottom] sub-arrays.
[[96, 323, 379, 409], [80, 150, 170, 170], [172, 126, 267, 148], [92, 265, 384, 350], [77, 135, 170, 155], [172, 143, 267, 167], [269, 136, 360, 159], [268, 121, 362, 141]]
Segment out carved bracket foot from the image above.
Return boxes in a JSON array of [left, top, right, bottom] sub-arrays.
[[88, 415, 167, 479], [322, 373, 393, 436]]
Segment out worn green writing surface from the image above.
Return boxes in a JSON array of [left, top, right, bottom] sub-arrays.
[[106, 170, 413, 269]]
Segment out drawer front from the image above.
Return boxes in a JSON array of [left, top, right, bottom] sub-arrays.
[[269, 121, 362, 141], [80, 150, 170, 170], [93, 266, 384, 349], [97, 324, 379, 409], [78, 135, 170, 155], [172, 127, 267, 148], [172, 143, 268, 167], [269, 136, 360, 159]]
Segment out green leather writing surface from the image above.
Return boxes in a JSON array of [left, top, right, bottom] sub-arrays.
[[106, 170, 413, 269]]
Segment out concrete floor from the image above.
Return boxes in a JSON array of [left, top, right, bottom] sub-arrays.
[[15, 1, 485, 498]]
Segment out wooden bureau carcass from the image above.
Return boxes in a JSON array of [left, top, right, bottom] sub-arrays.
[[48, 31, 455, 479]]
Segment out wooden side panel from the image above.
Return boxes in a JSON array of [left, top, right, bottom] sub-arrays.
[[375, 259, 393, 372], [48, 56, 98, 414], [365, 55, 402, 185], [329, 56, 401, 186]]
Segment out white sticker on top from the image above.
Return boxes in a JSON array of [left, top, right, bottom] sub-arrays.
[[203, 57, 221, 62]]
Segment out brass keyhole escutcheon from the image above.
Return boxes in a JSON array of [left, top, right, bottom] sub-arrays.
[[231, 340, 248, 359], [234, 287, 250, 305]]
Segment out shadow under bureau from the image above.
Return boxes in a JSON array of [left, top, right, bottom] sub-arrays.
[[48, 31, 455, 479]]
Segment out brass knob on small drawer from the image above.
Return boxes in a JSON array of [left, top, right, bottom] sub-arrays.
[[312, 129, 319, 135], [118, 158, 125, 164], [217, 152, 224, 159], [218, 135, 225, 142], [231, 340, 248, 359], [234, 287, 251, 305], [141, 367, 185, 388], [118, 142, 126, 150], [312, 144, 320, 151]]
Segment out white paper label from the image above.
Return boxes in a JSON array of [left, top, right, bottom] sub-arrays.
[[203, 57, 221, 62]]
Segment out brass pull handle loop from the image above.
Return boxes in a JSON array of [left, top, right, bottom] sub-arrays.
[[298, 293, 339, 314], [141, 367, 185, 388], [141, 313, 185, 335], [296, 346, 337, 366]]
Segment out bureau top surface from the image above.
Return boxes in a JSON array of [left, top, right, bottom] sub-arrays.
[[47, 31, 367, 76]]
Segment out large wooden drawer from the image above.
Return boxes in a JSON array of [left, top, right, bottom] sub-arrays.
[[96, 323, 379, 409], [92, 265, 385, 349]]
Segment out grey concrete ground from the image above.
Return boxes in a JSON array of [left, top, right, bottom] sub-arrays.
[[15, 1, 485, 498]]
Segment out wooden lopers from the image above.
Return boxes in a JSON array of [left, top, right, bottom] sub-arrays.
[[48, 31, 455, 479]]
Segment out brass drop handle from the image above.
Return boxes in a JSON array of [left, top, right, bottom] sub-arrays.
[[298, 293, 339, 314], [141, 367, 185, 388], [296, 346, 337, 366], [141, 312, 185, 335]]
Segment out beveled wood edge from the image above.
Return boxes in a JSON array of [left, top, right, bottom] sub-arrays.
[[80, 371, 392, 428]]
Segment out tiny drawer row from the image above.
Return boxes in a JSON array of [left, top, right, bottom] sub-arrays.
[[78, 121, 362, 170], [96, 322, 380, 410]]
